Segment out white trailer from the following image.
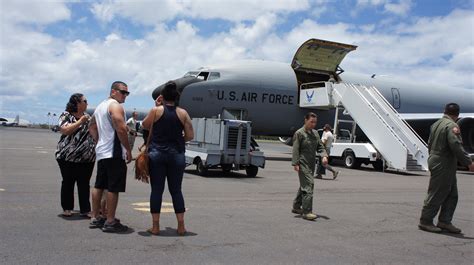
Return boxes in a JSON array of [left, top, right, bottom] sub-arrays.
[[185, 118, 265, 177]]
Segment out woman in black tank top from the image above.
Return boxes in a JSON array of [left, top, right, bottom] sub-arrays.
[[142, 81, 194, 236]]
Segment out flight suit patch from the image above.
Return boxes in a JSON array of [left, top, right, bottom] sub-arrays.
[[452, 126, 460, 135]]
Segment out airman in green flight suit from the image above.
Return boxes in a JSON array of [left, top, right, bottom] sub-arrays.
[[292, 112, 328, 220], [419, 103, 474, 233]]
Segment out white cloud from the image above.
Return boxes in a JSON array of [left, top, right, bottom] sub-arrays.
[[384, 0, 412, 15], [355, 0, 412, 16], [91, 0, 310, 24], [1, 0, 70, 25]]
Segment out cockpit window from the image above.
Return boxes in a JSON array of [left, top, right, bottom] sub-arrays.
[[183, 71, 220, 81], [184, 71, 199, 77], [208, 72, 220, 80], [197, 72, 209, 80]]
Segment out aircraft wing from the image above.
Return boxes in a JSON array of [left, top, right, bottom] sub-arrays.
[[400, 113, 474, 120]]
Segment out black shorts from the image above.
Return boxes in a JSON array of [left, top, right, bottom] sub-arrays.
[[95, 158, 127, 193]]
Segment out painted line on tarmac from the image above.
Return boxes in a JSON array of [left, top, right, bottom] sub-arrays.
[[0, 188, 5, 191]]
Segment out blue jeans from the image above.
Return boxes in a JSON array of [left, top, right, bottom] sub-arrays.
[[148, 148, 186, 213]]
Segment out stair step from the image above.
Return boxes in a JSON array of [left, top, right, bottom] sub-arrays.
[[407, 165, 423, 171]]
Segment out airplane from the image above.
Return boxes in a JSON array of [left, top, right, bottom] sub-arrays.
[[1, 115, 20, 126], [149, 38, 473, 156]]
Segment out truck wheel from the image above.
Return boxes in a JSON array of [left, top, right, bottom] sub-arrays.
[[344, 151, 361, 169], [222, 164, 232, 173], [196, 160, 208, 176], [246, 166, 258, 177]]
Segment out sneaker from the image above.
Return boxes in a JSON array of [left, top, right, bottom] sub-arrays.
[[418, 222, 442, 233], [315, 174, 323, 179], [291, 208, 303, 215], [302, 213, 317, 220], [89, 217, 106, 229], [333, 171, 339, 180], [102, 221, 129, 233], [437, 222, 462, 234]]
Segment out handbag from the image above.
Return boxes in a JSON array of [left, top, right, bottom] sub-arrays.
[[134, 109, 155, 183]]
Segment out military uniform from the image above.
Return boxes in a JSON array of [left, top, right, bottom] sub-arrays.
[[420, 115, 472, 226], [292, 127, 327, 214]]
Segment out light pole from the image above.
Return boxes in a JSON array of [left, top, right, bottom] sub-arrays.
[[47, 112, 51, 129]]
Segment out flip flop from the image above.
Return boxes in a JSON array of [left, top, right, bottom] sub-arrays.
[[61, 211, 72, 217], [146, 228, 160, 235]]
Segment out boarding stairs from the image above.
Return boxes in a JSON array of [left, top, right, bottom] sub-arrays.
[[299, 82, 428, 171]]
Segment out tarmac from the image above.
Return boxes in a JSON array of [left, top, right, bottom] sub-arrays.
[[0, 127, 473, 265]]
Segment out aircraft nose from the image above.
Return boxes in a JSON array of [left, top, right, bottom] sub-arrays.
[[151, 76, 204, 100]]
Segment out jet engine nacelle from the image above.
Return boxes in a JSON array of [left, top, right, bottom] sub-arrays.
[[279, 136, 293, 146], [457, 117, 474, 154]]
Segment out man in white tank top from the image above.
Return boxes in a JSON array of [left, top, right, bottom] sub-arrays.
[[89, 81, 131, 233]]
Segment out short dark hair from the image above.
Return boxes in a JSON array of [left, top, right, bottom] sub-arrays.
[[161, 81, 179, 102], [444, 103, 460, 116], [305, 112, 317, 120], [111, 81, 127, 91], [323, 124, 332, 130], [65, 93, 84, 113]]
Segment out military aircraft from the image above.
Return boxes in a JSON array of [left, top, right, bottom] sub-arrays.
[[150, 38, 473, 155]]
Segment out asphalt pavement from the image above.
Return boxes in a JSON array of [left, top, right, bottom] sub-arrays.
[[0, 127, 473, 265]]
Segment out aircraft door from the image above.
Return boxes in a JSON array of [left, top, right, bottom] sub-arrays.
[[391, 88, 401, 109]]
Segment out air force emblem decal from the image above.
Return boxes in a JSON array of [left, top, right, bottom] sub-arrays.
[[305, 90, 314, 103]]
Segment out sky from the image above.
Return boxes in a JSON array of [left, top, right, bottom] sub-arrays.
[[0, 0, 473, 124]]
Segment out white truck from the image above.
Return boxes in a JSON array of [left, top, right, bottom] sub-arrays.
[[185, 118, 265, 177]]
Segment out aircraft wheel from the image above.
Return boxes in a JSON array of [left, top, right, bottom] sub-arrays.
[[344, 151, 361, 169], [196, 160, 208, 176], [246, 166, 258, 178]]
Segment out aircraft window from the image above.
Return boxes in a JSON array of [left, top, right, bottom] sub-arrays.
[[184, 71, 199, 77], [197, 72, 209, 80], [208, 72, 220, 80]]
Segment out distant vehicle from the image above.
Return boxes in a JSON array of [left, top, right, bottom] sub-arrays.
[[51, 125, 60, 132]]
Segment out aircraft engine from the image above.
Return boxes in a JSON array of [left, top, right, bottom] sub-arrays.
[[279, 136, 293, 146], [457, 117, 474, 154]]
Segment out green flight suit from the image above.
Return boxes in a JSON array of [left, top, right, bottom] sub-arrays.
[[292, 127, 327, 213], [420, 115, 472, 224]]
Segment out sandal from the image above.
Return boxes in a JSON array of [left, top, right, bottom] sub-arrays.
[[61, 210, 72, 217], [80, 212, 92, 218]]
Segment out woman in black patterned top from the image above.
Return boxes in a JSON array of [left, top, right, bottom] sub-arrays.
[[55, 93, 96, 217]]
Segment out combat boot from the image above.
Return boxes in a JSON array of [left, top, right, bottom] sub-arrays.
[[418, 222, 442, 233], [302, 213, 317, 220], [437, 222, 462, 234]]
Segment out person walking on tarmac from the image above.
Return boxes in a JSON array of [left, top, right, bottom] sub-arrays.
[[418, 103, 474, 233], [291, 112, 328, 220], [315, 124, 340, 180]]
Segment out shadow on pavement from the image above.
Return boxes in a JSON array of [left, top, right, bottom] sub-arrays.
[[184, 169, 262, 179], [434, 232, 474, 240], [56, 213, 90, 221], [292, 214, 331, 221], [137, 227, 198, 237]]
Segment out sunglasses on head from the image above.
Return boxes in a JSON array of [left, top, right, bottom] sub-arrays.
[[115, 88, 130, 96]]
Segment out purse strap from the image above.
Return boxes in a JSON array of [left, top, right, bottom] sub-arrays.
[[144, 108, 156, 153]]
